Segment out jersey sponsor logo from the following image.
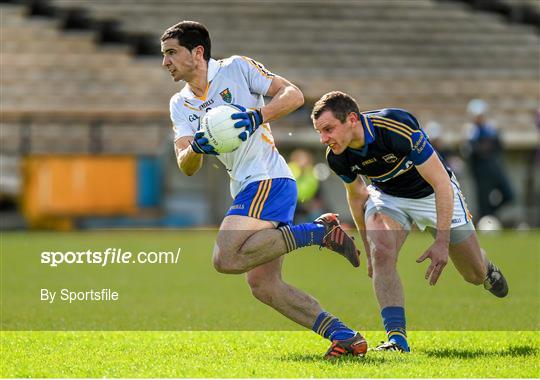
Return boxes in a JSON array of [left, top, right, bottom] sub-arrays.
[[382, 154, 398, 163], [350, 164, 362, 173], [362, 158, 377, 166], [188, 114, 200, 122], [452, 218, 462, 224], [412, 132, 427, 153], [230, 204, 245, 210], [220, 88, 232, 103], [199, 99, 214, 110]]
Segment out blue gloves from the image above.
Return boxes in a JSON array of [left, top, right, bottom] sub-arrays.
[[231, 105, 263, 141], [190, 130, 219, 155]]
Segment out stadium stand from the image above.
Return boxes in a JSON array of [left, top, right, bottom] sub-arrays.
[[1, 0, 538, 226], [1, 4, 176, 155], [447, 0, 540, 30], [4, 0, 538, 147]]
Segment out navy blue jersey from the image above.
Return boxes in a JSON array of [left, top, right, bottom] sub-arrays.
[[327, 108, 452, 199]]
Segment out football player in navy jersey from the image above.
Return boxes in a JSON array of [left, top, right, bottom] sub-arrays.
[[311, 91, 508, 352]]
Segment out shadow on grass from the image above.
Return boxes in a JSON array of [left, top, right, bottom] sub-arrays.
[[280, 353, 388, 365], [424, 345, 538, 359]]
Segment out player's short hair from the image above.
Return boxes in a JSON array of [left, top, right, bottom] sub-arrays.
[[161, 21, 211, 62], [311, 91, 360, 123]]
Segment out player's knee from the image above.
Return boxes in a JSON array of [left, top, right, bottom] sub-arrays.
[[371, 241, 397, 269], [212, 251, 246, 274]]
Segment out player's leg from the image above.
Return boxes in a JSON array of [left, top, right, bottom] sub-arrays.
[[212, 214, 285, 274], [366, 211, 410, 352], [367, 212, 409, 307], [447, 226, 486, 285], [246, 256, 367, 358], [246, 256, 319, 327], [213, 179, 359, 274], [442, 178, 509, 297], [448, 226, 509, 297]]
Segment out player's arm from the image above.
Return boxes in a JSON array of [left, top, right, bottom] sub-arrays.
[[261, 75, 304, 123], [231, 75, 304, 140], [344, 177, 372, 277], [231, 57, 303, 138], [174, 136, 203, 176], [415, 152, 454, 285]]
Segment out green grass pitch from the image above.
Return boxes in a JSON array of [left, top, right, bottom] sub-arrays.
[[1, 230, 539, 377], [1, 331, 538, 377]]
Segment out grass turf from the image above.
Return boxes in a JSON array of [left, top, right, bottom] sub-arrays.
[[1, 331, 539, 377], [1, 230, 539, 377]]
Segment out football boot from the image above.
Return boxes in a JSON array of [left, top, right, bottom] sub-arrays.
[[314, 213, 360, 267], [324, 332, 368, 359], [483, 262, 508, 298], [372, 341, 408, 352]]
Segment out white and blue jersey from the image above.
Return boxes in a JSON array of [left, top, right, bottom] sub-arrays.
[[170, 56, 294, 199], [169, 56, 296, 224]]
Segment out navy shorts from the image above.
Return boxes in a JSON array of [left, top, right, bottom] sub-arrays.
[[226, 178, 297, 226]]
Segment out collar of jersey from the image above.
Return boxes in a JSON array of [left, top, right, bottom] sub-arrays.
[[180, 58, 220, 100], [348, 114, 376, 157]]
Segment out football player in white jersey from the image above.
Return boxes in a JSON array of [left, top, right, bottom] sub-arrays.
[[161, 21, 366, 358]]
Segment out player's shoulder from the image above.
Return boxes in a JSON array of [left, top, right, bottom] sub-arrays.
[[222, 55, 272, 75], [169, 89, 198, 117], [367, 108, 421, 132], [217, 55, 252, 69], [169, 91, 184, 105], [213, 55, 250, 78], [216, 55, 240, 67], [169, 89, 189, 109]]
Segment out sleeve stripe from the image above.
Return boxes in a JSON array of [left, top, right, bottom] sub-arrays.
[[373, 115, 416, 134], [372, 121, 413, 145], [240, 56, 273, 78]]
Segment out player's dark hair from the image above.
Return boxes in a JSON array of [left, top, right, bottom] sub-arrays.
[[161, 21, 211, 62], [311, 91, 360, 123]]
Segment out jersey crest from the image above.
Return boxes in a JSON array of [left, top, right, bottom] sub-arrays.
[[220, 88, 232, 103], [382, 154, 398, 163]]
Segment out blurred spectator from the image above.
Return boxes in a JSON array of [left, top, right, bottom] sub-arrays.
[[462, 99, 514, 220], [424, 120, 464, 177], [288, 149, 325, 223]]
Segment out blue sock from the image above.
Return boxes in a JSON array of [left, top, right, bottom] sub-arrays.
[[279, 223, 325, 252], [381, 306, 410, 352], [312, 311, 356, 341]]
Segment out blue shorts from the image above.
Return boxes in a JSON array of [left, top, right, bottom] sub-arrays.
[[226, 178, 297, 226]]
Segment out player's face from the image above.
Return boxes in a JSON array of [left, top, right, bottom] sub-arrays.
[[313, 110, 355, 154], [161, 38, 197, 82]]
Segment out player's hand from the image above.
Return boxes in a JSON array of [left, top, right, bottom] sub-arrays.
[[190, 131, 219, 155], [416, 240, 449, 285], [231, 104, 263, 141]]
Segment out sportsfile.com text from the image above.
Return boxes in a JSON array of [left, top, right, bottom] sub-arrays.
[[40, 248, 181, 267]]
